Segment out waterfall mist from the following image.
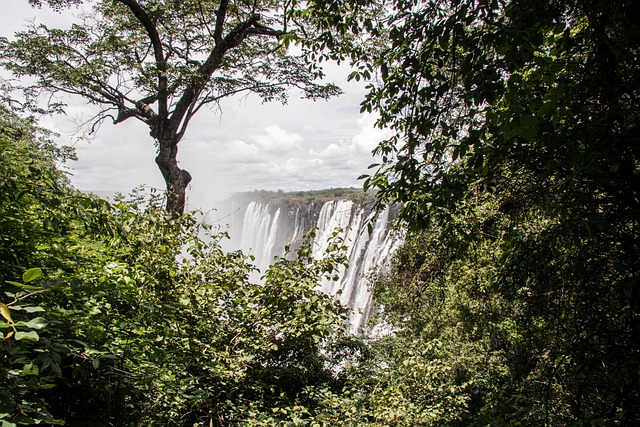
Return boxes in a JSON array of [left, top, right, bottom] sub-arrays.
[[210, 191, 402, 331]]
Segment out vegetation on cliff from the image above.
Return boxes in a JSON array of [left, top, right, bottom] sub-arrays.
[[300, 0, 640, 423], [229, 188, 376, 208]]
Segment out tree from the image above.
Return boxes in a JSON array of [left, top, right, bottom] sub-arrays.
[[1, 0, 341, 215], [303, 0, 639, 223], [300, 0, 640, 423]]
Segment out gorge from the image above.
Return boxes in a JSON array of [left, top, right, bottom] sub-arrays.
[[209, 189, 402, 331]]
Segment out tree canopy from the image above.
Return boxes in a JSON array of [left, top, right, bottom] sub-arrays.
[[1, 0, 341, 214], [300, 0, 640, 423]]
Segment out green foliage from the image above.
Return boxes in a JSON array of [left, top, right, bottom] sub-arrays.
[[298, 0, 640, 424], [367, 180, 640, 423], [0, 104, 351, 426]]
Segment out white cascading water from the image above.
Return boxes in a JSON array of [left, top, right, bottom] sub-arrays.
[[218, 198, 401, 331]]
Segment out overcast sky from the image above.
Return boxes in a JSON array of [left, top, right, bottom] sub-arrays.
[[1, 1, 390, 210]]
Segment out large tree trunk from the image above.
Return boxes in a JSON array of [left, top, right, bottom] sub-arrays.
[[155, 137, 192, 215]]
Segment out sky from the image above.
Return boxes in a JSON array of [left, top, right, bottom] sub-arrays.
[[0, 1, 391, 210]]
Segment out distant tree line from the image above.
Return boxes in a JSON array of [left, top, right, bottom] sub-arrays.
[[230, 188, 376, 207]]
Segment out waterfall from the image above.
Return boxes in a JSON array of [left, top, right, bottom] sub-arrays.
[[215, 195, 402, 331]]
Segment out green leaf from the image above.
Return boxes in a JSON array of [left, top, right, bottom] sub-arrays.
[[36, 383, 57, 390], [22, 268, 42, 283], [15, 331, 39, 341], [72, 365, 88, 380], [15, 317, 47, 330], [0, 304, 12, 324], [5, 281, 43, 290]]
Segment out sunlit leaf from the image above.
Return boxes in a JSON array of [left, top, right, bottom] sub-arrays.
[[0, 304, 12, 324], [15, 317, 47, 330], [15, 331, 39, 341], [22, 268, 42, 283]]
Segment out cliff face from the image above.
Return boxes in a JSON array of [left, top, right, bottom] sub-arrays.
[[214, 191, 402, 331]]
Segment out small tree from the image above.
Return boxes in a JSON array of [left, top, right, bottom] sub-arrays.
[[1, 0, 341, 214]]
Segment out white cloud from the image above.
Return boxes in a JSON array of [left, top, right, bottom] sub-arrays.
[[310, 113, 391, 164], [352, 114, 389, 153], [222, 140, 262, 164], [254, 126, 303, 154]]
